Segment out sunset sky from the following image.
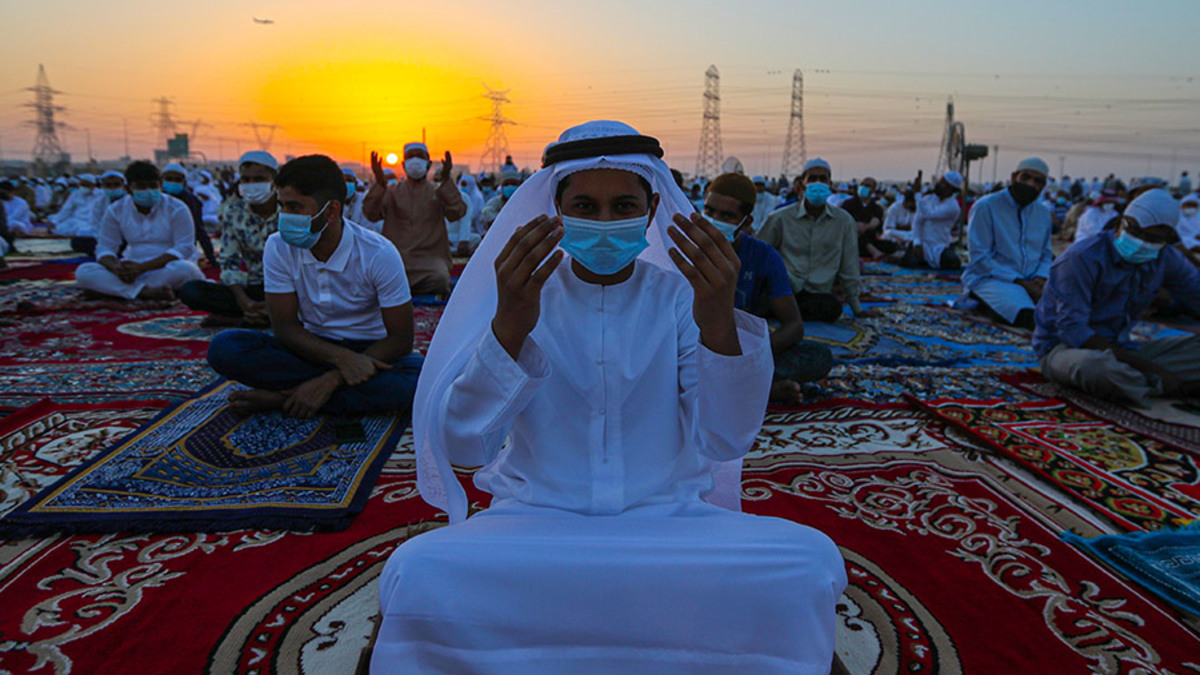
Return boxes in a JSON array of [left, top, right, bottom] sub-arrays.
[[2, 0, 1199, 181]]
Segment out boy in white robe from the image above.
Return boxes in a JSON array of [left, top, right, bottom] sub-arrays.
[[373, 121, 845, 673]]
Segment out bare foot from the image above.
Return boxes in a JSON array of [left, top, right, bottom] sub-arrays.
[[770, 379, 804, 405], [229, 389, 287, 415], [138, 285, 176, 301], [200, 314, 243, 327]]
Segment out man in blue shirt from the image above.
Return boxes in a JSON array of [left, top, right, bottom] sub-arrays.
[[703, 173, 833, 404], [963, 157, 1055, 329], [1034, 188, 1200, 404]]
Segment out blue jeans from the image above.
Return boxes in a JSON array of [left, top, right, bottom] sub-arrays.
[[207, 329, 424, 416]]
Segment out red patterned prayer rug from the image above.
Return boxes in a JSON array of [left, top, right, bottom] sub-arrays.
[[913, 397, 1200, 532], [0, 399, 168, 519], [1000, 370, 1200, 455], [2, 401, 1198, 673]]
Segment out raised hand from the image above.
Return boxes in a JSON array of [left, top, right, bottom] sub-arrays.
[[491, 215, 565, 359], [438, 151, 454, 183], [370, 151, 386, 184], [667, 212, 741, 355]]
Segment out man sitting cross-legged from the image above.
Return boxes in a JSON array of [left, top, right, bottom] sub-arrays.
[[702, 172, 834, 405], [206, 154, 424, 418], [74, 161, 204, 300]]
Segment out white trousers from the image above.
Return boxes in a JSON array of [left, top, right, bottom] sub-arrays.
[[75, 260, 204, 300], [373, 499, 846, 675], [968, 278, 1035, 323]]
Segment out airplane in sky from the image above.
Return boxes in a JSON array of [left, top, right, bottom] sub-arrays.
[[253, 17, 275, 24]]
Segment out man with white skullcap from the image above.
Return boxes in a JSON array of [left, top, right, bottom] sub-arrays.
[[373, 121, 845, 673], [363, 142, 466, 295], [480, 163, 523, 231], [901, 170, 963, 269], [1035, 188, 1200, 403], [962, 157, 1055, 328], [749, 175, 777, 232], [178, 151, 279, 326], [759, 157, 875, 321], [47, 173, 102, 238]]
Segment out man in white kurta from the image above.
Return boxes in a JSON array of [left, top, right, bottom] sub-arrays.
[[962, 158, 1055, 328], [907, 172, 963, 269], [75, 161, 203, 300], [374, 121, 845, 674], [48, 174, 102, 236]]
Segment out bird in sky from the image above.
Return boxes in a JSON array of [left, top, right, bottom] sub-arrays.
[[253, 17, 275, 24]]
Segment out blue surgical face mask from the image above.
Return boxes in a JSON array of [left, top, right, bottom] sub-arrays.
[[345, 181, 356, 198], [702, 213, 743, 242], [560, 214, 649, 276], [278, 202, 331, 249], [501, 184, 518, 199], [162, 181, 184, 196], [1112, 229, 1164, 264], [805, 182, 832, 207], [857, 186, 871, 199], [104, 187, 126, 201], [386, 178, 398, 187], [132, 189, 162, 208]]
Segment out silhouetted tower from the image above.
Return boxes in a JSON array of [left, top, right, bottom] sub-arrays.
[[695, 65, 723, 179], [780, 69, 807, 179], [151, 96, 179, 146], [479, 84, 515, 174], [26, 64, 69, 166], [242, 122, 281, 152], [935, 98, 963, 178]]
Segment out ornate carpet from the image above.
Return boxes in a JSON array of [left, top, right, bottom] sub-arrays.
[[913, 397, 1200, 532], [4, 402, 1199, 673], [0, 382, 408, 536]]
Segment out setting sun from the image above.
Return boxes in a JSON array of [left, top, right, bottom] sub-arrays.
[[385, 153, 398, 165]]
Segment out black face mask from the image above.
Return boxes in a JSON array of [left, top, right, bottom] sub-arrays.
[[1009, 183, 1040, 207]]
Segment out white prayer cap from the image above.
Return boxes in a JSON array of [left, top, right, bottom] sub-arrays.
[[1125, 189, 1180, 230], [752, 175, 766, 184], [499, 165, 522, 182], [77, 173, 96, 184], [1015, 157, 1049, 177], [163, 162, 186, 177], [802, 157, 831, 175], [1181, 193, 1199, 206], [238, 150, 278, 171], [942, 171, 964, 190], [341, 167, 356, 178], [199, 170, 212, 180], [1130, 176, 1167, 190], [837, 182, 848, 191], [100, 169, 125, 182], [404, 142, 428, 154], [383, 168, 397, 177]]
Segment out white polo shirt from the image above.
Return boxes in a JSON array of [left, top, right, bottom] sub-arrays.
[[263, 219, 411, 342]]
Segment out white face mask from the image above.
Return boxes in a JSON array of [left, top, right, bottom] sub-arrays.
[[404, 157, 430, 180], [1184, 206, 1199, 218], [1101, 203, 1116, 213], [239, 182, 274, 205]]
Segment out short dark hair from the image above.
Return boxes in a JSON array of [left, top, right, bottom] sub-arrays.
[[554, 171, 653, 205], [274, 155, 347, 206], [125, 161, 160, 184]]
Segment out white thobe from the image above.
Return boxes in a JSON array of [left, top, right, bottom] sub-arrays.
[[913, 193, 960, 267], [882, 201, 916, 243], [374, 262, 847, 673], [74, 195, 203, 299], [2, 197, 33, 235], [751, 192, 777, 233], [345, 196, 382, 234], [194, 184, 222, 226], [49, 190, 103, 236], [1073, 206, 1116, 244], [445, 192, 483, 251], [962, 189, 1054, 322]]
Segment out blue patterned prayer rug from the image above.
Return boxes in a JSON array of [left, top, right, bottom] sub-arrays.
[[1063, 523, 1200, 618], [0, 380, 407, 535]]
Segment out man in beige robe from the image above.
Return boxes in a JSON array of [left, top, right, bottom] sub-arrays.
[[363, 142, 466, 295]]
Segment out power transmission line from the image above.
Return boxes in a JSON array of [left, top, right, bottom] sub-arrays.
[[780, 69, 807, 179], [25, 64, 69, 168], [694, 65, 723, 179], [479, 84, 516, 174]]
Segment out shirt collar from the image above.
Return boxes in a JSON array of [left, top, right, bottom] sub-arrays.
[[303, 218, 353, 271]]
